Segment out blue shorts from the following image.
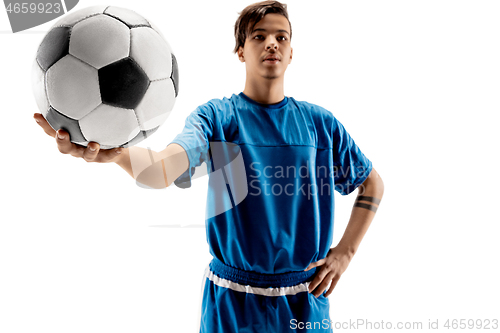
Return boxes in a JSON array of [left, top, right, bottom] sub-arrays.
[[197, 257, 333, 332]]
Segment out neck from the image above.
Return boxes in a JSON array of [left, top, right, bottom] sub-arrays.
[[242, 76, 285, 105]]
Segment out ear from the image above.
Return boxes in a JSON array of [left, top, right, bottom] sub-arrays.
[[237, 46, 245, 63], [289, 47, 293, 64]]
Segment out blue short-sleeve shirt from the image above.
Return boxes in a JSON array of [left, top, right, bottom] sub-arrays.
[[169, 92, 372, 274]]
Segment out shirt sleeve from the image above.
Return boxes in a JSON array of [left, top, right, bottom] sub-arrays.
[[331, 116, 373, 195], [168, 103, 215, 189]]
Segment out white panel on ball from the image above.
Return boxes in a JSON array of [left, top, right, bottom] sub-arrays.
[[46, 54, 101, 120], [149, 20, 168, 45], [135, 79, 176, 130], [51, 5, 107, 28], [104, 6, 150, 27], [70, 14, 130, 69], [79, 104, 140, 146], [31, 59, 49, 117], [130, 27, 172, 81]]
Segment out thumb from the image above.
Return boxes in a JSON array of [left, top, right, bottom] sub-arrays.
[[304, 258, 326, 271]]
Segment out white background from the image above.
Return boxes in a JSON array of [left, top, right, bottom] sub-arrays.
[[1, 0, 499, 332]]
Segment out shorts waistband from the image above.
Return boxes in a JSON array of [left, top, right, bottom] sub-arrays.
[[208, 257, 317, 288]]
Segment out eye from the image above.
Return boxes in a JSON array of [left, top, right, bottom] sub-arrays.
[[277, 36, 287, 41], [254, 35, 264, 40]]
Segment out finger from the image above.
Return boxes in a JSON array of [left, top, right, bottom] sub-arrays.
[[307, 267, 329, 293], [70, 145, 86, 158], [304, 259, 326, 271], [95, 147, 123, 163], [83, 142, 100, 162], [312, 271, 335, 298], [56, 129, 77, 155], [34, 113, 56, 138], [308, 278, 320, 294], [324, 275, 341, 298]]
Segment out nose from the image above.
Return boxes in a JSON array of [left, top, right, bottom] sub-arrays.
[[266, 43, 277, 50], [265, 36, 278, 51]]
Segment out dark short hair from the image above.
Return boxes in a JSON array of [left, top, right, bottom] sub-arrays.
[[233, 1, 292, 54]]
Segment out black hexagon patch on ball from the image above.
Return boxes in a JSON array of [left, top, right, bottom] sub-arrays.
[[98, 57, 150, 109]]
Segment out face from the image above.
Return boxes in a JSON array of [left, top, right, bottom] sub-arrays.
[[237, 13, 293, 81]]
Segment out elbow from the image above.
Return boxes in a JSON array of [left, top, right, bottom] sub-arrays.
[[360, 167, 384, 199], [378, 175, 385, 199], [374, 169, 384, 197]]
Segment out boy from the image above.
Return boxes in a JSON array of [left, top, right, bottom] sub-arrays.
[[34, 1, 384, 332]]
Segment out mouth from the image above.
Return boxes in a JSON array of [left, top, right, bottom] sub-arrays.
[[263, 56, 280, 64]]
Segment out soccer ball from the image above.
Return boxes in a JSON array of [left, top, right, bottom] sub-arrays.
[[32, 5, 179, 149]]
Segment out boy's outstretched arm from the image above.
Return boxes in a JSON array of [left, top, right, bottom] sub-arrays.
[[305, 167, 385, 298], [34, 113, 189, 189]]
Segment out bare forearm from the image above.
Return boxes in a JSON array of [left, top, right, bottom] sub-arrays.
[[114, 144, 189, 189], [114, 147, 134, 179], [336, 168, 384, 258], [115, 146, 159, 178]]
